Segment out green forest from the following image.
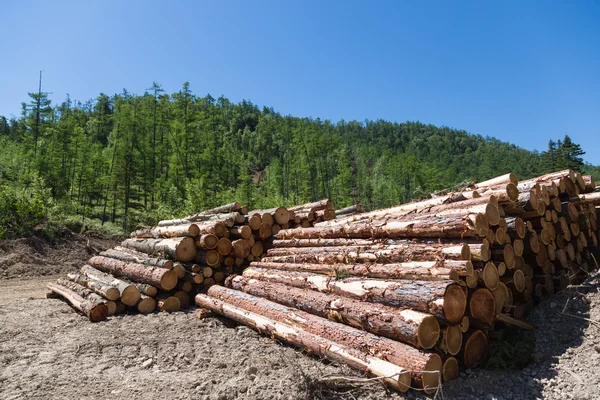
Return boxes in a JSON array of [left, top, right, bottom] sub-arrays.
[[1, 81, 598, 238]]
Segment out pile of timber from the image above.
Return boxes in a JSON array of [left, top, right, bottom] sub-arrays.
[[46, 200, 334, 321], [195, 170, 600, 393]]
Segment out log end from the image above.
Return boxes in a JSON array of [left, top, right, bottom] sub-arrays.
[[482, 262, 499, 291], [506, 183, 519, 202], [421, 354, 443, 394], [485, 203, 501, 226], [160, 270, 178, 291], [417, 314, 441, 349], [274, 207, 290, 225], [442, 357, 459, 382], [176, 237, 197, 262], [469, 288, 496, 325], [157, 296, 180, 313], [444, 284, 467, 324], [137, 297, 157, 314], [88, 302, 109, 322], [445, 324, 463, 356], [463, 330, 489, 368], [105, 287, 120, 301], [121, 285, 142, 307]]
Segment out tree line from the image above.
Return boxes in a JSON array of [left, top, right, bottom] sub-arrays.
[[0, 81, 597, 236]]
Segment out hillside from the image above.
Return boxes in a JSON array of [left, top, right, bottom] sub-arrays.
[[1, 83, 598, 234]]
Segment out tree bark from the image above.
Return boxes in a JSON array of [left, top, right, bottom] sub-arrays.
[[288, 199, 333, 212], [88, 255, 178, 291], [121, 237, 196, 262], [195, 293, 414, 393], [47, 282, 108, 322], [206, 286, 445, 392], [100, 247, 173, 269], [278, 214, 488, 240], [242, 267, 466, 323], [335, 204, 361, 216], [261, 243, 474, 265], [80, 265, 141, 306], [227, 275, 440, 349], [66, 273, 120, 301], [250, 260, 473, 281]]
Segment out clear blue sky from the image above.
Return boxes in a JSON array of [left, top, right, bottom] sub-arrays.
[[2, 0, 599, 164]]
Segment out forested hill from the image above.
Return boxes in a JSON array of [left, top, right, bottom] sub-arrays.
[[1, 82, 598, 234]]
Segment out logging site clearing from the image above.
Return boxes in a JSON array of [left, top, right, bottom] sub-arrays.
[[1, 170, 600, 400], [0, 236, 599, 400]]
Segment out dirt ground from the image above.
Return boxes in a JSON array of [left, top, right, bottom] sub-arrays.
[[1, 236, 599, 400]]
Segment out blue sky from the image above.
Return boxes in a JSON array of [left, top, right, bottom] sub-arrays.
[[2, 1, 599, 163]]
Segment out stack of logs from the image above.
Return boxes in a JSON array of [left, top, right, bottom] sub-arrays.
[[46, 200, 334, 321], [195, 170, 600, 393]]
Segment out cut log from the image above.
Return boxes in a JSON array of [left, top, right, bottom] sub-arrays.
[[203, 286, 442, 391], [248, 207, 290, 225], [249, 260, 473, 281], [215, 238, 233, 256], [196, 234, 219, 250], [436, 325, 463, 356], [469, 288, 496, 324], [229, 225, 252, 239], [121, 237, 196, 262], [172, 290, 191, 309], [277, 214, 488, 240], [242, 267, 466, 323], [156, 295, 180, 312], [288, 199, 333, 212], [476, 173, 518, 188], [195, 249, 220, 267], [462, 330, 489, 368], [100, 248, 173, 269], [88, 256, 177, 291], [147, 223, 200, 238], [194, 293, 413, 392], [136, 295, 156, 314], [66, 273, 120, 301], [80, 265, 141, 306], [442, 357, 459, 382], [246, 214, 262, 230], [335, 204, 361, 216], [47, 282, 108, 322], [227, 275, 440, 348]]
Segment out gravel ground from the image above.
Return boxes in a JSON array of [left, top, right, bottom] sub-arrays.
[[0, 237, 598, 399]]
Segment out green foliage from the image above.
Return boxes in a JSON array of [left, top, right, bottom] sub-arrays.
[[0, 84, 597, 235], [542, 135, 586, 172], [0, 174, 50, 239]]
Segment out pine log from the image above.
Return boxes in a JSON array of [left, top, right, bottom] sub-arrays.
[[335, 204, 361, 216], [442, 357, 459, 382], [100, 247, 173, 269], [121, 237, 196, 262], [227, 275, 440, 348], [194, 249, 220, 266], [204, 286, 443, 391], [246, 214, 262, 230], [469, 288, 496, 324], [156, 295, 180, 312], [242, 267, 466, 323], [66, 273, 120, 301], [136, 295, 156, 314], [80, 265, 141, 306], [56, 278, 109, 307], [436, 325, 463, 356], [229, 225, 252, 239], [172, 290, 191, 309], [250, 260, 473, 281], [288, 199, 333, 212], [47, 282, 108, 322], [476, 173, 518, 188], [196, 234, 219, 250], [277, 214, 488, 240], [462, 330, 489, 368], [195, 293, 413, 392], [248, 207, 290, 225], [88, 256, 178, 291], [216, 238, 233, 256]]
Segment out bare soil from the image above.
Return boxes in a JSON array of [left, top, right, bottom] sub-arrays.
[[0, 236, 599, 400]]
